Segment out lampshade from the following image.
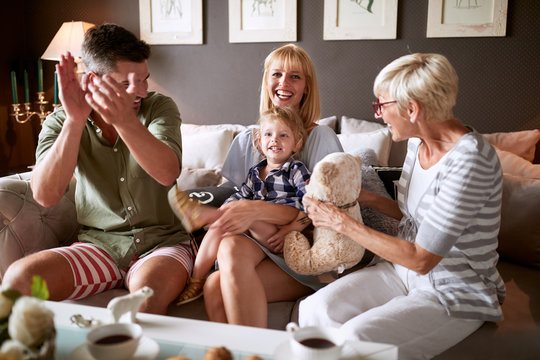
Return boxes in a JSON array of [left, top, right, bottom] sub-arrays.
[[41, 21, 95, 61]]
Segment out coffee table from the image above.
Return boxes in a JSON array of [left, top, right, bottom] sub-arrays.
[[46, 301, 397, 359]]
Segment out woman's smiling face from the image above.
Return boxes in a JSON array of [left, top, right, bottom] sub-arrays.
[[265, 60, 306, 109]]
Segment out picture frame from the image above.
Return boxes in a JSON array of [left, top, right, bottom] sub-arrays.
[[139, 0, 203, 45], [426, 0, 508, 38], [228, 0, 297, 43], [323, 0, 398, 40]]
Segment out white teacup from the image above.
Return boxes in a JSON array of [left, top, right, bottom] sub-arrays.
[[86, 322, 142, 360], [286, 322, 345, 360]]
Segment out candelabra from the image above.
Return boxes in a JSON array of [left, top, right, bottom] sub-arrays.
[[10, 92, 60, 125]]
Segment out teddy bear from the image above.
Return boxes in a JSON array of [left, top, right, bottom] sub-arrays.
[[283, 152, 366, 275]]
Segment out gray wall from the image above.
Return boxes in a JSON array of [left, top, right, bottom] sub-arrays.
[[2, 0, 539, 173]]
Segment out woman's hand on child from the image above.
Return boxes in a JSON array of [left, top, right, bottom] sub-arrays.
[[211, 200, 256, 235]]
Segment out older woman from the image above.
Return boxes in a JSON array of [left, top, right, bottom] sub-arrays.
[[300, 53, 506, 359], [202, 44, 343, 327]]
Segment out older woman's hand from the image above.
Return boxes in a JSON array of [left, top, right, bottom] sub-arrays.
[[303, 196, 346, 233]]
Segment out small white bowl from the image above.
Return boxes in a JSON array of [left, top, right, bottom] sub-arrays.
[[86, 323, 142, 360]]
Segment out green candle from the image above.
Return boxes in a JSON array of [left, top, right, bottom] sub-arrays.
[[24, 70, 30, 103], [54, 72, 59, 104], [37, 59, 43, 92], [11, 71, 18, 104]]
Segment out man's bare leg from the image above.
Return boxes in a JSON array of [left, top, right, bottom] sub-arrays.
[[127, 255, 189, 315], [2, 251, 75, 299]]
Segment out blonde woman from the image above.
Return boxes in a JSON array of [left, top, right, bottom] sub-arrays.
[[203, 44, 343, 327]]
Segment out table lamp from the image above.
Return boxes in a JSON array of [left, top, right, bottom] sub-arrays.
[[41, 20, 95, 74]]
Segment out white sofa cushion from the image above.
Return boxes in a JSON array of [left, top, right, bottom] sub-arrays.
[[181, 125, 240, 170], [340, 116, 385, 133], [337, 128, 392, 166], [316, 115, 338, 132]]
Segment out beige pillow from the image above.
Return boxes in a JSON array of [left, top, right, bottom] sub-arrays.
[[177, 168, 222, 189], [496, 149, 540, 178], [340, 116, 386, 134], [181, 129, 235, 170], [484, 129, 540, 162], [497, 174, 540, 267], [337, 128, 392, 166]]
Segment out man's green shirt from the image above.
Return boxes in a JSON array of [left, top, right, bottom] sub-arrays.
[[36, 91, 189, 269]]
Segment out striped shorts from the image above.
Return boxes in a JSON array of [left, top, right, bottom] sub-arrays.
[[50, 242, 193, 300]]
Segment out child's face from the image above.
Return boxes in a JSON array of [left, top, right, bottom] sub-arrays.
[[259, 118, 300, 167]]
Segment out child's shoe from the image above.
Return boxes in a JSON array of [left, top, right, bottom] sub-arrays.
[[168, 185, 204, 233], [176, 277, 205, 306]]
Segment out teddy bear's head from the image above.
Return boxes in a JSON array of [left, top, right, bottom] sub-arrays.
[[306, 152, 362, 206]]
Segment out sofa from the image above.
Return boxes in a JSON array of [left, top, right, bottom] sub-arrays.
[[1, 116, 539, 359]]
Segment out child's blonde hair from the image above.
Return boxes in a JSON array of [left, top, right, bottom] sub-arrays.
[[253, 107, 307, 156]]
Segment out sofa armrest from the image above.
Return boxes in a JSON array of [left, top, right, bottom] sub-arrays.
[[0, 172, 80, 280]]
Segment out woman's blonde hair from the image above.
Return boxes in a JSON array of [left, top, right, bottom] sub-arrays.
[[253, 107, 307, 156], [260, 44, 321, 130], [373, 53, 458, 122]]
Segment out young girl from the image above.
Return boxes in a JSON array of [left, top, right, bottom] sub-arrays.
[[169, 106, 312, 305]]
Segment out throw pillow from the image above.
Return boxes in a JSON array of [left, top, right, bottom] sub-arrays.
[[181, 129, 235, 170], [316, 116, 338, 132], [177, 168, 223, 189], [496, 149, 540, 178], [340, 116, 385, 134], [184, 183, 238, 208], [497, 174, 540, 267], [483, 129, 540, 162], [337, 128, 393, 166]]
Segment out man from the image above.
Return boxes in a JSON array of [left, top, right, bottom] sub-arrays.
[[3, 24, 192, 315]]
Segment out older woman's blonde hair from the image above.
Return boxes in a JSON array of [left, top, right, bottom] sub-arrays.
[[373, 53, 458, 122], [260, 44, 321, 130]]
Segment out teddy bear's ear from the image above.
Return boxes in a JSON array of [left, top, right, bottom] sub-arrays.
[[314, 160, 338, 183]]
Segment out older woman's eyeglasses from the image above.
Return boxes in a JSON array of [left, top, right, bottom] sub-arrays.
[[372, 100, 397, 117]]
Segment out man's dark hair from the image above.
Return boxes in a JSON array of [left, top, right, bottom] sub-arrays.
[[82, 23, 151, 75]]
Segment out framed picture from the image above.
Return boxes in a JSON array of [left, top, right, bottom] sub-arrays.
[[228, 0, 297, 43], [426, 0, 508, 38], [139, 0, 203, 44], [323, 0, 398, 40]]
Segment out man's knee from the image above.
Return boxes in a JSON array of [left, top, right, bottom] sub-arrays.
[[3, 258, 33, 293]]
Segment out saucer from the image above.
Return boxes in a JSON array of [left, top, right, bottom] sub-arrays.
[[274, 341, 339, 360], [273, 340, 362, 360], [69, 335, 159, 360]]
